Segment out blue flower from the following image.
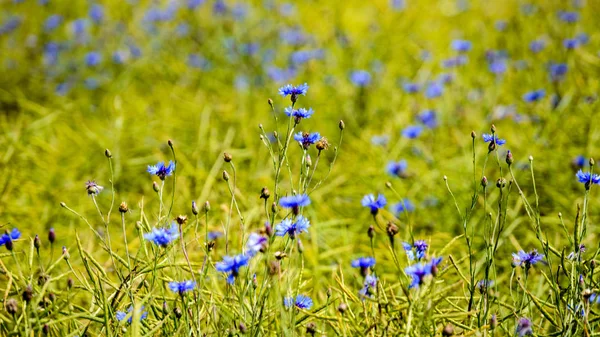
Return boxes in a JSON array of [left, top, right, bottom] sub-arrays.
[[144, 223, 180, 247], [529, 40, 545, 53], [563, 38, 579, 49], [451, 39, 472, 52], [402, 125, 423, 139], [482, 134, 506, 146], [275, 216, 310, 238], [284, 107, 314, 120], [188, 54, 209, 69], [361, 194, 386, 215], [278, 83, 309, 99], [402, 82, 420, 94], [246, 233, 268, 256], [477, 279, 494, 293], [0, 16, 21, 35], [147, 161, 176, 180], [359, 274, 377, 297], [576, 170, 600, 186], [425, 82, 443, 98], [279, 194, 311, 210], [418, 110, 437, 128], [352, 257, 376, 276], [576, 32, 589, 45], [402, 240, 427, 261], [371, 135, 390, 146], [85, 180, 104, 195], [216, 254, 251, 284], [44, 14, 63, 32], [293, 132, 321, 149], [572, 155, 586, 169], [187, 0, 205, 10], [279, 28, 306, 45], [350, 70, 372, 87], [558, 11, 579, 23], [0, 228, 20, 250], [89, 4, 105, 24], [549, 63, 568, 81], [512, 250, 545, 268], [392, 199, 415, 215], [489, 60, 507, 75], [116, 306, 148, 324], [516, 317, 533, 336], [522, 89, 545, 103], [387, 160, 408, 178], [208, 231, 223, 240], [168, 280, 196, 295], [284, 294, 313, 310], [405, 262, 432, 288]]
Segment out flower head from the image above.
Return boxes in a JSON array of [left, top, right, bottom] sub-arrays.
[[402, 240, 428, 261], [0, 228, 20, 251], [359, 274, 378, 298], [85, 52, 101, 67], [402, 82, 420, 94], [293, 132, 321, 149], [216, 254, 251, 284], [284, 294, 313, 310], [116, 306, 148, 324], [418, 110, 437, 129], [512, 249, 545, 268], [549, 63, 568, 82], [516, 317, 533, 336], [405, 262, 432, 288], [279, 83, 309, 102], [246, 233, 268, 256], [279, 194, 310, 214], [563, 38, 579, 49], [522, 89, 545, 103], [387, 160, 408, 178], [147, 161, 176, 180], [275, 216, 310, 239], [350, 70, 372, 87], [558, 11, 579, 23], [477, 279, 494, 293], [361, 194, 387, 215], [352, 257, 376, 269], [425, 82, 443, 98], [402, 125, 423, 139], [576, 170, 600, 187], [284, 107, 314, 121], [529, 40, 545, 53], [392, 199, 415, 215], [451, 39, 472, 52], [144, 223, 180, 247], [168, 280, 196, 295], [85, 180, 104, 196], [482, 134, 506, 146]]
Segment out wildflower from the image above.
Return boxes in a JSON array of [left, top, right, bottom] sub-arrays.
[[359, 274, 377, 297], [572, 155, 586, 169], [278, 83, 309, 103], [576, 170, 600, 188], [216, 254, 251, 284], [350, 70, 372, 87], [85, 52, 101, 67], [392, 199, 415, 214], [512, 249, 545, 268], [361, 194, 387, 215], [315, 137, 329, 152], [279, 194, 310, 215], [549, 63, 568, 81], [144, 223, 180, 247], [529, 40, 545, 53], [89, 4, 104, 24], [576, 32, 589, 45], [371, 135, 390, 146], [567, 244, 586, 260], [482, 134, 506, 146], [451, 39, 472, 52], [418, 110, 437, 128], [405, 262, 432, 288], [44, 14, 63, 32], [246, 233, 268, 256], [284, 107, 314, 121], [558, 11, 579, 23], [293, 132, 321, 149], [516, 317, 533, 336], [284, 294, 313, 310], [0, 228, 20, 251], [403, 240, 428, 261], [352, 257, 375, 277], [402, 125, 423, 139], [85, 180, 104, 195], [425, 82, 443, 98], [168, 280, 196, 295], [207, 231, 223, 240], [563, 38, 579, 49], [275, 216, 310, 239], [477, 279, 494, 293], [402, 82, 420, 94], [386, 160, 408, 178], [147, 161, 176, 180], [116, 306, 148, 324], [489, 60, 507, 75], [522, 89, 545, 102]]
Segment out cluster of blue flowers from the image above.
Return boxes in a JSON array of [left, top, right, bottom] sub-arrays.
[[404, 257, 443, 289]]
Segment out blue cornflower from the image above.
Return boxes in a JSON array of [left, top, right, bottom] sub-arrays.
[[278, 83, 309, 101], [85, 52, 101, 67], [359, 274, 377, 297], [246, 233, 268, 256], [576, 170, 600, 188], [451, 39, 472, 52], [361, 194, 387, 215], [279, 28, 306, 45], [188, 54, 209, 69], [213, 0, 227, 14], [85, 180, 104, 195], [425, 82, 443, 98], [188, 0, 205, 10], [402, 125, 423, 139], [576, 32, 589, 45], [386, 160, 408, 178], [402, 82, 420, 94], [529, 40, 545, 53], [116, 306, 148, 324], [284, 294, 313, 310], [418, 110, 437, 128], [216, 254, 251, 284], [495, 20, 507, 31], [589, 293, 600, 304], [0, 228, 20, 251], [558, 11, 579, 23], [477, 279, 494, 293], [279, 194, 311, 210], [512, 249, 545, 268], [350, 70, 372, 87], [168, 280, 196, 295], [392, 199, 415, 215], [405, 262, 432, 288], [489, 60, 507, 75], [572, 155, 586, 169], [0, 16, 21, 35], [549, 63, 567, 81], [482, 134, 506, 146], [89, 4, 104, 24], [284, 107, 314, 121], [567, 244, 585, 260], [352, 257, 376, 276], [144, 223, 180, 247], [402, 240, 427, 261], [293, 132, 321, 149], [207, 231, 223, 240], [275, 216, 310, 238], [44, 14, 63, 32], [147, 161, 175, 180], [516, 317, 533, 336], [563, 38, 579, 49], [71, 19, 88, 36], [522, 89, 545, 102]]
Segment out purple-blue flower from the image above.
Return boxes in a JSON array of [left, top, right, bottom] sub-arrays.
[[278, 83, 309, 98], [402, 240, 427, 261], [402, 125, 423, 139], [359, 274, 377, 297], [147, 161, 175, 180], [0, 228, 20, 250], [285, 107, 314, 120], [116, 306, 148, 324], [350, 70, 372, 87], [558, 11, 579, 23], [418, 110, 437, 128], [572, 155, 586, 169], [387, 160, 408, 178], [144, 223, 180, 247], [361, 194, 387, 215], [576, 170, 600, 186], [168, 280, 196, 295], [246, 233, 268, 256], [294, 132, 321, 149], [279, 194, 311, 209], [85, 52, 101, 67], [516, 317, 533, 336], [522, 89, 545, 103], [563, 38, 579, 49], [216, 254, 251, 284], [512, 250, 545, 268], [549, 63, 567, 81], [451, 39, 472, 52], [284, 294, 313, 310], [529, 40, 545, 53], [275, 216, 310, 238], [208, 231, 223, 241], [425, 82, 443, 98], [89, 4, 105, 24], [352, 257, 376, 269], [44, 14, 63, 32], [489, 60, 507, 75], [392, 199, 415, 215], [405, 262, 432, 288], [482, 134, 506, 146], [402, 82, 420, 94]]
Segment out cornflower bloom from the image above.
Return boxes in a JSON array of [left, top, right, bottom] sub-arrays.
[[275, 216, 310, 239], [144, 223, 180, 247], [216, 254, 250, 284], [284, 294, 313, 310], [168, 280, 196, 295], [361, 194, 386, 215], [147, 161, 175, 180]]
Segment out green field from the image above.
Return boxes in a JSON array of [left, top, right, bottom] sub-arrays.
[[1, 0, 600, 336]]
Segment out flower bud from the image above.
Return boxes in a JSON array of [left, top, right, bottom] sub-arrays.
[[496, 178, 506, 188], [67, 278, 74, 289], [338, 303, 348, 314], [192, 201, 199, 215], [22, 285, 33, 303], [386, 222, 399, 237], [268, 260, 280, 275], [268, 98, 273, 108], [48, 228, 56, 244], [223, 170, 230, 181], [491, 124, 496, 134], [34, 235, 41, 249], [271, 202, 278, 214], [590, 158, 595, 166], [471, 131, 476, 139], [306, 322, 317, 336], [43, 324, 50, 335], [506, 150, 514, 165], [274, 251, 287, 260], [62, 246, 70, 260], [204, 201, 211, 212], [442, 323, 454, 336], [368, 225, 375, 239], [339, 120, 345, 130], [119, 202, 128, 213], [104, 149, 112, 158], [223, 152, 233, 162], [481, 176, 488, 187], [173, 307, 182, 319], [60, 202, 66, 208], [305, 154, 312, 167], [5, 298, 18, 315], [239, 322, 247, 334], [176, 215, 188, 225], [297, 239, 304, 254], [168, 139, 174, 148], [265, 222, 274, 237], [152, 181, 160, 192], [489, 314, 498, 329], [260, 187, 270, 200]]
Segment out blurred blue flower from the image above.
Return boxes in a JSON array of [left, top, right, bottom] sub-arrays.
[[576, 32, 589, 45], [279, 3, 296, 16], [371, 135, 390, 146], [390, 0, 405, 10], [0, 16, 21, 35], [361, 194, 386, 215], [402, 125, 423, 139], [402, 82, 420, 94], [246, 233, 267, 256], [280, 28, 306, 45], [563, 38, 579, 49], [549, 63, 567, 81], [116, 306, 148, 324], [267, 66, 296, 82], [144, 223, 180, 247], [387, 160, 408, 177], [89, 4, 105, 24], [512, 250, 545, 268], [495, 20, 507, 31], [572, 155, 586, 169], [293, 132, 321, 149], [451, 39, 472, 52], [279, 194, 311, 209], [403, 240, 427, 261], [285, 107, 314, 120], [516, 317, 533, 336], [44, 14, 63, 32], [392, 199, 415, 214], [231, 3, 249, 19], [147, 161, 175, 180], [350, 70, 372, 87], [290, 49, 324, 65], [216, 254, 250, 284], [208, 231, 223, 240], [405, 262, 432, 288], [558, 11, 579, 23], [187, 0, 205, 10], [522, 89, 545, 103], [71, 19, 88, 36], [176, 23, 190, 37], [284, 294, 312, 310], [489, 60, 507, 75], [351, 257, 376, 269], [418, 110, 437, 128], [529, 40, 545, 53], [213, 0, 227, 14], [275, 216, 310, 238], [85, 52, 101, 67], [188, 54, 209, 69], [168, 280, 196, 294], [482, 134, 506, 146], [359, 274, 377, 297], [425, 82, 443, 98], [112, 50, 128, 64], [84, 78, 99, 90], [55, 82, 70, 96]]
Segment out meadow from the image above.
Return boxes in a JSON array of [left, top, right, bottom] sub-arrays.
[[1, 0, 600, 336]]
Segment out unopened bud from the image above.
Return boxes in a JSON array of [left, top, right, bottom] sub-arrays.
[[529, 155, 533, 162], [506, 150, 514, 165], [34, 235, 41, 249], [62, 246, 70, 260], [306, 322, 317, 336], [274, 251, 287, 260], [491, 124, 496, 134], [297, 239, 304, 253], [43, 324, 50, 335], [271, 202, 278, 214], [152, 181, 160, 193], [204, 201, 211, 212], [48, 228, 56, 244], [305, 154, 312, 167], [104, 149, 112, 158], [260, 187, 270, 200], [223, 170, 230, 181], [590, 158, 595, 166], [442, 323, 454, 336], [168, 139, 174, 148], [489, 314, 498, 329], [368, 225, 375, 238], [119, 202, 128, 213], [268, 98, 273, 108], [5, 298, 18, 315], [471, 131, 476, 138], [481, 176, 488, 187], [496, 178, 506, 188], [22, 285, 33, 303], [339, 120, 345, 130], [338, 303, 348, 314], [176, 215, 188, 225], [192, 201, 199, 215], [67, 278, 74, 289], [60, 202, 66, 208], [173, 307, 182, 319], [239, 322, 247, 334], [265, 222, 273, 237], [223, 152, 233, 162]]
